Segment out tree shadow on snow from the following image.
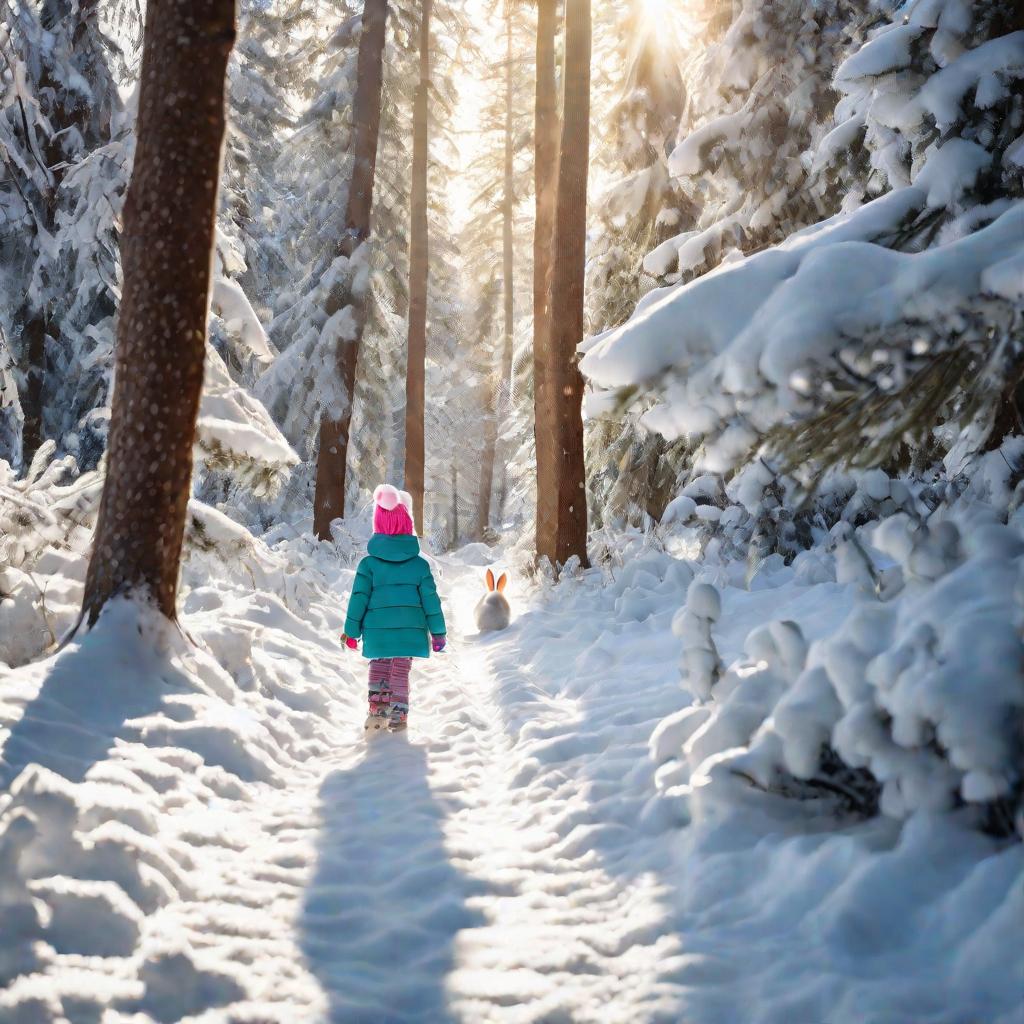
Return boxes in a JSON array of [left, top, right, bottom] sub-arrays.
[[300, 738, 485, 1024], [0, 603, 180, 788]]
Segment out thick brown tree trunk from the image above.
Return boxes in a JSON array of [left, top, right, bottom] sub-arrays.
[[478, 10, 517, 538], [533, 0, 559, 561], [313, 0, 389, 539], [403, 0, 432, 536], [540, 0, 590, 568], [81, 0, 236, 624]]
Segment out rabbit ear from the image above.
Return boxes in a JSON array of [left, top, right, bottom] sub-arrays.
[[485, 569, 495, 592], [496, 573, 508, 593]]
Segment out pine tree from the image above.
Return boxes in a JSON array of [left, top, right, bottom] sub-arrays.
[[581, 0, 1024, 504], [259, 0, 427, 534], [645, 0, 872, 287], [463, 0, 533, 538], [0, 0, 124, 468], [403, 0, 432, 535], [220, 0, 306, 315], [586, 0, 688, 333], [583, 0, 691, 528], [307, 0, 389, 539], [769, 0, 1024, 474], [82, 0, 236, 623]]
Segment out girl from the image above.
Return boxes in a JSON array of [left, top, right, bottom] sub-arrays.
[[341, 485, 447, 732]]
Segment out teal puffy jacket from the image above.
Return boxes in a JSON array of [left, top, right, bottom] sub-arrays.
[[343, 534, 447, 659]]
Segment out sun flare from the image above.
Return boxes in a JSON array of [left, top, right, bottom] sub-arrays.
[[638, 0, 674, 25]]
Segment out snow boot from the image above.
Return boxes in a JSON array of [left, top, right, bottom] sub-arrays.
[[366, 678, 392, 733], [387, 703, 409, 733], [365, 709, 390, 733]]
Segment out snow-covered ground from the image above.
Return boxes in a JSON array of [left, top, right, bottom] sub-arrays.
[[2, 514, 1022, 1023]]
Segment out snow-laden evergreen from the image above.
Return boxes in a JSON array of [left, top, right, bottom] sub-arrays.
[[581, 0, 693, 532], [0, 0, 302, 509], [583, 0, 1024, 479], [0, 1, 125, 470]]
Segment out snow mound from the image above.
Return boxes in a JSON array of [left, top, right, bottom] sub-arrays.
[[654, 504, 1024, 831]]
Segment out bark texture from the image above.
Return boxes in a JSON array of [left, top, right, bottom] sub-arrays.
[[539, 0, 590, 568], [478, 379, 498, 537], [532, 0, 560, 560], [82, 0, 236, 623], [313, 0, 389, 539], [403, 0, 432, 536], [20, 314, 47, 462]]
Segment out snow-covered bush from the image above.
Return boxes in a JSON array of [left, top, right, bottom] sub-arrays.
[[672, 580, 723, 699], [652, 506, 1024, 839], [195, 346, 299, 501], [0, 447, 100, 665], [0, 432, 299, 669]]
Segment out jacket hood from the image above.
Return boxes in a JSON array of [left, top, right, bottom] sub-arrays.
[[367, 533, 421, 562]]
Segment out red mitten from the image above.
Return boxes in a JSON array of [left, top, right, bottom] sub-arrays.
[[341, 634, 358, 650]]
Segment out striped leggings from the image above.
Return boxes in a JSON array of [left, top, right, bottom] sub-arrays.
[[368, 658, 412, 719]]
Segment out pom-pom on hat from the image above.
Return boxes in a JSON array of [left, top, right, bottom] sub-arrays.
[[373, 484, 415, 535]]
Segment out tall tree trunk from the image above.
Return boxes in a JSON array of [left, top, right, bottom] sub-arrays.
[[403, 0, 432, 536], [19, 313, 47, 464], [540, 0, 589, 568], [500, 9, 515, 398], [477, 379, 498, 538], [533, 0, 559, 561], [479, 5, 517, 538], [313, 0, 389, 540], [81, 0, 236, 624], [497, 460, 508, 522]]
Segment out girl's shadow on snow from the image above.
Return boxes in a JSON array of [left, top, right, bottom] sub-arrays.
[[300, 738, 485, 1024]]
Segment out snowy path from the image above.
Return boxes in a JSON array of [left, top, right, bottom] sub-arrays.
[[1, 543, 696, 1023], [297, 557, 690, 1023]]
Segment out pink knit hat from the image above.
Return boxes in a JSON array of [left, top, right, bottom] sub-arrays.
[[373, 484, 415, 535]]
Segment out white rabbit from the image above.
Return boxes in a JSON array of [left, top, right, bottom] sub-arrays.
[[475, 569, 511, 632]]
